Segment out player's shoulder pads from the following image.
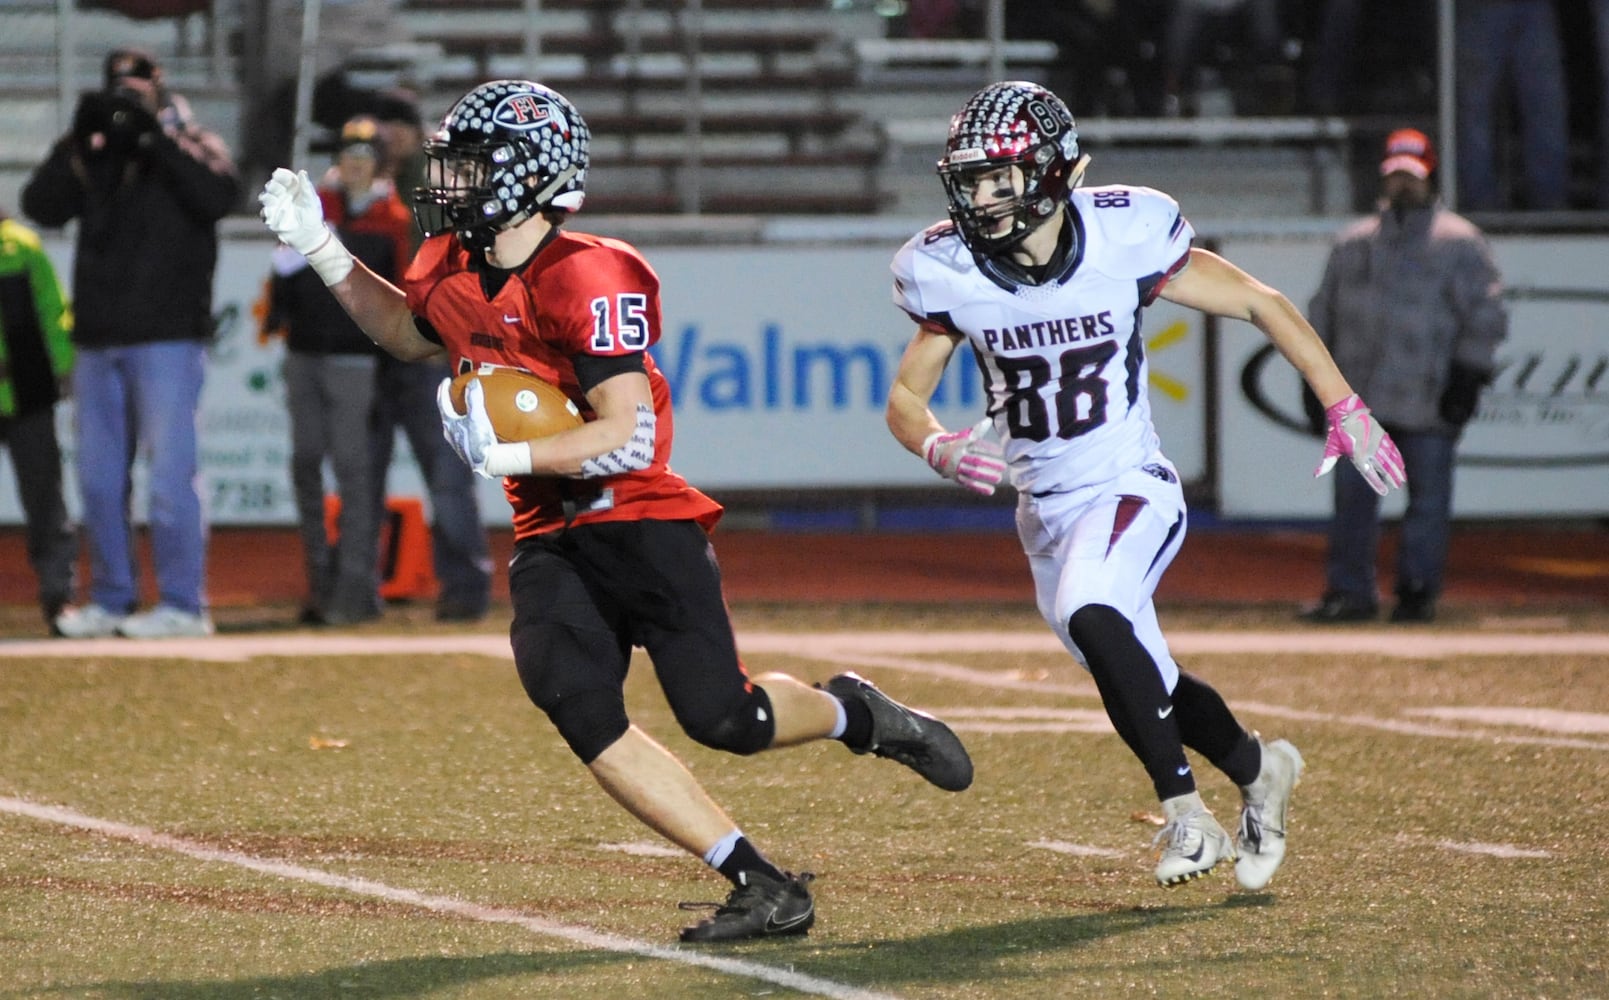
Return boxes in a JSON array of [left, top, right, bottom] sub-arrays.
[[543, 231, 660, 292], [1074, 184, 1195, 280], [892, 220, 976, 316]]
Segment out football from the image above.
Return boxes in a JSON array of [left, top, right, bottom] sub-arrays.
[[448, 367, 584, 443]]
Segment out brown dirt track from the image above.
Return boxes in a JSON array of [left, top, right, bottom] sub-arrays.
[[1, 520, 1603, 622]]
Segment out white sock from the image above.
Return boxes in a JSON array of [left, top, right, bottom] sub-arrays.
[[827, 697, 848, 740], [702, 828, 743, 869]]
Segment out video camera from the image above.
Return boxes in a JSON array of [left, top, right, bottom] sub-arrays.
[[72, 87, 160, 159]]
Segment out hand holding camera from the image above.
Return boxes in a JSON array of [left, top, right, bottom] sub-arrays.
[[72, 85, 160, 160]]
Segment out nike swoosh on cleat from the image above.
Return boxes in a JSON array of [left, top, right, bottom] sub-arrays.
[[1176, 765, 1191, 776], [765, 907, 813, 933]]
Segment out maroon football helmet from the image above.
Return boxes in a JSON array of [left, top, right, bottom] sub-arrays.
[[937, 81, 1082, 254]]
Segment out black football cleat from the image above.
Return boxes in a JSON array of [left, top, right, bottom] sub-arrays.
[[678, 870, 816, 943], [821, 671, 974, 791], [1297, 591, 1378, 624]]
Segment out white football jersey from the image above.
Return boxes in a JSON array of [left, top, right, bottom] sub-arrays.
[[893, 184, 1194, 495]]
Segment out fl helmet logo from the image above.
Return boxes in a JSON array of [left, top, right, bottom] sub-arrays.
[[493, 93, 571, 136]]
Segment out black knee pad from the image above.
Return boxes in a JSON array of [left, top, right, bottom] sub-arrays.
[[1067, 603, 1140, 678], [681, 685, 776, 756], [545, 688, 631, 765], [511, 618, 631, 764]]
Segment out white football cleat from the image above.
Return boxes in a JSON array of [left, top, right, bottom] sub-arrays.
[[1153, 792, 1235, 886], [1235, 737, 1306, 890]]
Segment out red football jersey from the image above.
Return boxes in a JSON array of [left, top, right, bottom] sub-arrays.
[[403, 230, 721, 539]]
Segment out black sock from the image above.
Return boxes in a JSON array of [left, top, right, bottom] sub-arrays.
[[1172, 670, 1261, 786], [717, 837, 785, 886], [835, 695, 874, 751]]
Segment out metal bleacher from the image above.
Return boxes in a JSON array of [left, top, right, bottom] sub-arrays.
[[384, 0, 886, 215], [0, 1, 1357, 223]]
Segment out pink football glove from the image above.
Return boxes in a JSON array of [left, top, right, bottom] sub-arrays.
[[1313, 394, 1407, 496], [924, 417, 1008, 496]]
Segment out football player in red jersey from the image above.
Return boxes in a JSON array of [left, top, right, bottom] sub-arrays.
[[887, 82, 1407, 892], [260, 79, 973, 943]]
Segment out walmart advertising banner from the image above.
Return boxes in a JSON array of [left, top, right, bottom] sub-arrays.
[[0, 230, 1599, 525]]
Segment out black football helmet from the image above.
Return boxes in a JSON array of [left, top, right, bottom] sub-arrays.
[[937, 81, 1083, 255], [414, 80, 590, 251]]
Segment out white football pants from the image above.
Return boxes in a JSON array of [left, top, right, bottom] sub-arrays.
[[1016, 458, 1187, 692]]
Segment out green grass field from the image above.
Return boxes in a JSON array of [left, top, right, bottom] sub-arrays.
[[1, 603, 1605, 999]]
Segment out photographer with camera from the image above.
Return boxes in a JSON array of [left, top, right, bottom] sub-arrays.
[[20, 47, 240, 639]]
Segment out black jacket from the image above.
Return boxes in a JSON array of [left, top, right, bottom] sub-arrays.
[[20, 114, 240, 348]]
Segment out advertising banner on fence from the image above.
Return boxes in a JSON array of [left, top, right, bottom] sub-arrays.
[[0, 229, 1599, 525], [1215, 233, 1609, 518]]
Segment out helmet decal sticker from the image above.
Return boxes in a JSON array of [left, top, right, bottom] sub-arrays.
[[491, 93, 572, 136]]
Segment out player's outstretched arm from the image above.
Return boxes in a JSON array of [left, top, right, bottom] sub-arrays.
[[258, 167, 437, 362], [1160, 248, 1352, 407], [1161, 248, 1405, 495]]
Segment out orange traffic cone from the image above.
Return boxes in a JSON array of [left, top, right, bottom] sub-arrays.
[[323, 494, 438, 601]]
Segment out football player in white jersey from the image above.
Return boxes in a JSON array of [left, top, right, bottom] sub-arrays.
[[887, 81, 1407, 890]]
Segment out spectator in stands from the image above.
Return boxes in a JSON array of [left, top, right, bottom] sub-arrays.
[[373, 89, 429, 239], [903, 0, 982, 40], [1301, 129, 1507, 623], [21, 47, 239, 639], [264, 117, 404, 625], [0, 207, 78, 635], [1455, 0, 1570, 210], [1591, 0, 1609, 208], [1304, 0, 1436, 116], [1005, 0, 1169, 118], [1160, 0, 1287, 117], [364, 91, 494, 623]]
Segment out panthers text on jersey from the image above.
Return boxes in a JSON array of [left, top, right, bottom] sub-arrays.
[[892, 184, 1193, 495], [404, 229, 721, 538]]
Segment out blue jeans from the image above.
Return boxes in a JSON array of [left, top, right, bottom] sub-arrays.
[[1594, 0, 1609, 207], [372, 356, 492, 611], [1324, 429, 1457, 604], [1455, 0, 1570, 210], [73, 341, 208, 614]]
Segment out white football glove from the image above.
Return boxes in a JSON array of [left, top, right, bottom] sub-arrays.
[[258, 167, 353, 285], [923, 417, 1008, 496], [1313, 393, 1407, 496], [437, 376, 498, 478]]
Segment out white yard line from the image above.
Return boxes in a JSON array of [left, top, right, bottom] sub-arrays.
[[1432, 840, 1554, 860], [1026, 840, 1128, 860], [0, 796, 901, 1000]]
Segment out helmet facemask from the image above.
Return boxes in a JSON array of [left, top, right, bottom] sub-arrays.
[[939, 144, 1067, 254]]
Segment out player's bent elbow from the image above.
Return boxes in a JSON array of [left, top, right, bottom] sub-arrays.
[[576, 403, 656, 479]]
